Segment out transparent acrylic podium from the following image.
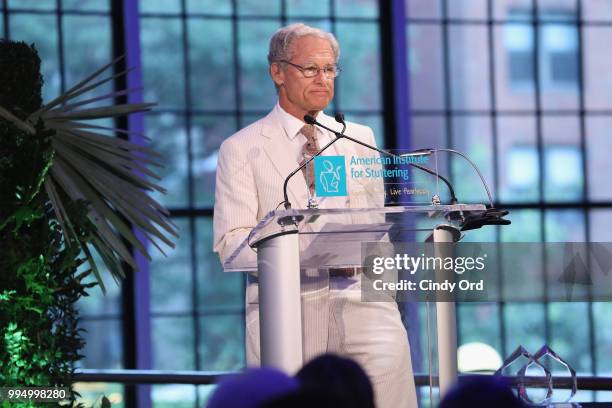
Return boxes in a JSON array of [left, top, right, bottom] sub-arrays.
[[223, 204, 488, 398]]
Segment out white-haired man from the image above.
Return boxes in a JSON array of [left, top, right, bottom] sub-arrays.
[[213, 23, 417, 408]]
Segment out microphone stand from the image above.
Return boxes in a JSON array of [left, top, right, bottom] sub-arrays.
[[303, 114, 510, 230], [281, 122, 349, 210], [302, 114, 458, 206]]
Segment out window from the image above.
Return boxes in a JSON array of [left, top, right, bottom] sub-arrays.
[[406, 1, 612, 403], [3, 0, 612, 405], [505, 9, 579, 90]]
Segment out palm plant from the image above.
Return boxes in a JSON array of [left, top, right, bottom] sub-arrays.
[[0, 55, 178, 292]]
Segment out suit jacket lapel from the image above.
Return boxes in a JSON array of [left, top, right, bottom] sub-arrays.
[[260, 110, 309, 209]]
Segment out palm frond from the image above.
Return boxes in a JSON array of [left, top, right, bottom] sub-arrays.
[[11, 58, 179, 290], [59, 88, 143, 113], [29, 55, 127, 118]]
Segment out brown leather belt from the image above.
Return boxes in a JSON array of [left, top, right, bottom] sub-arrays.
[[329, 267, 363, 278]]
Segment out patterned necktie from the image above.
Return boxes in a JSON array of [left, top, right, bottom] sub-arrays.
[[299, 124, 319, 195]]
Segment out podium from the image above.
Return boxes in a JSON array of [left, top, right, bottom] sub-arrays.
[[223, 203, 488, 396]]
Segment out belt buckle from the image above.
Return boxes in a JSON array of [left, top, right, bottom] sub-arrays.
[[329, 267, 360, 278]]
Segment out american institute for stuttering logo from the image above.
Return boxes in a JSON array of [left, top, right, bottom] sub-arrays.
[[314, 156, 347, 196]]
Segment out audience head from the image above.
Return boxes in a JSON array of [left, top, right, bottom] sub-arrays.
[[439, 375, 526, 408], [295, 353, 375, 408], [207, 367, 298, 408]]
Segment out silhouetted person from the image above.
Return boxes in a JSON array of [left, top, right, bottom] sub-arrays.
[[207, 367, 298, 408], [439, 375, 526, 408], [295, 354, 376, 408], [261, 388, 345, 408]]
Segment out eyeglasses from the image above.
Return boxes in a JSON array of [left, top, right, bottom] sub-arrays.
[[279, 60, 341, 79]]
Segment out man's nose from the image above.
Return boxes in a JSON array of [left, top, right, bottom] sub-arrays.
[[313, 68, 328, 83]]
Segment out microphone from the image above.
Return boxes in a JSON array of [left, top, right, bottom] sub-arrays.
[[281, 114, 349, 210], [304, 113, 459, 205], [334, 112, 346, 135], [302, 113, 511, 230]]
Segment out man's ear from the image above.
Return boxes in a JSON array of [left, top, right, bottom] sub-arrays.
[[270, 62, 284, 88]]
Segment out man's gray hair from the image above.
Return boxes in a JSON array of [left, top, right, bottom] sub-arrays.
[[267, 23, 340, 66]]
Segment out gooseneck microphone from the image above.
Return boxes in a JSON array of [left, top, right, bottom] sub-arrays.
[[303, 113, 459, 205], [281, 115, 349, 209], [315, 114, 510, 229]]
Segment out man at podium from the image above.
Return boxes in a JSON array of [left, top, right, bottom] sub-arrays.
[[213, 23, 417, 408]]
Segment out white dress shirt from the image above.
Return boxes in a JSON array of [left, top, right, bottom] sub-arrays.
[[274, 103, 349, 210]]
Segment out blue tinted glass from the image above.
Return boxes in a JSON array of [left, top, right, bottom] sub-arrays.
[[237, 0, 280, 16], [539, 22, 579, 110], [197, 217, 244, 310], [63, 15, 112, 107], [497, 117, 540, 203], [448, 0, 487, 19], [188, 19, 235, 111], [9, 14, 60, 102], [140, 0, 181, 14], [593, 302, 612, 374], [548, 302, 592, 374], [344, 113, 384, 148], [504, 303, 546, 358], [542, 116, 583, 202], [73, 383, 124, 407], [76, 257, 122, 317], [187, 0, 232, 14], [448, 25, 491, 111], [199, 315, 245, 370], [500, 209, 542, 242], [335, 0, 378, 18], [458, 304, 503, 372], [336, 21, 381, 111], [545, 146, 583, 201], [406, 0, 441, 19], [407, 24, 445, 110], [590, 210, 612, 241], [583, 1, 612, 22], [77, 319, 123, 369], [451, 116, 494, 204], [495, 23, 536, 110], [63, 0, 110, 11], [287, 0, 329, 17], [152, 384, 196, 407], [586, 117, 612, 201], [152, 317, 195, 370], [150, 218, 192, 314], [145, 113, 189, 208], [140, 17, 185, 109], [8, 0, 55, 10], [545, 210, 585, 242], [238, 21, 281, 110]]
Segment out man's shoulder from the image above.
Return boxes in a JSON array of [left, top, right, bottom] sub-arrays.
[[220, 110, 276, 149]]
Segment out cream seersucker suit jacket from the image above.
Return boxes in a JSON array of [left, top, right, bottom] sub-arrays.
[[212, 106, 384, 361], [213, 107, 383, 265]]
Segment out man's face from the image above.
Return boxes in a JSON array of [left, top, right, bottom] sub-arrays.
[[271, 35, 336, 119]]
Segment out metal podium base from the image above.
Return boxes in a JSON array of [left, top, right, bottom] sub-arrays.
[[256, 231, 303, 373]]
